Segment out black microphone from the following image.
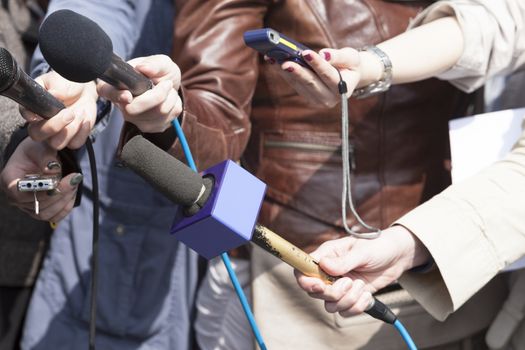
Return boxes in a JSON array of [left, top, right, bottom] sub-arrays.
[[39, 9, 152, 96], [121, 135, 398, 325], [0, 47, 65, 118], [120, 134, 213, 213]]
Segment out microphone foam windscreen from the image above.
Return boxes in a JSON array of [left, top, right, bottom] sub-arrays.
[[39, 10, 113, 83], [121, 135, 205, 207], [0, 48, 16, 92]]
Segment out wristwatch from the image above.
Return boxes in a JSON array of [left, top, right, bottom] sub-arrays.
[[351, 46, 393, 99]]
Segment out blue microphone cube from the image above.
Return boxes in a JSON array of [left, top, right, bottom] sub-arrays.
[[170, 160, 267, 259]]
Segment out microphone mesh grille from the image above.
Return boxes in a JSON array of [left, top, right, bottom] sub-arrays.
[[0, 48, 16, 92]]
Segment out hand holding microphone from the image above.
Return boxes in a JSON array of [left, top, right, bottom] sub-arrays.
[[97, 55, 182, 133], [0, 47, 97, 151], [39, 10, 182, 134], [21, 72, 98, 150], [295, 226, 431, 317]]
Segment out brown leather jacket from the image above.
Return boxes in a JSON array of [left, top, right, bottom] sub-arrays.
[[126, 0, 469, 252]]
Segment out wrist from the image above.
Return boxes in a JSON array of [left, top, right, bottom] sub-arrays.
[[353, 46, 392, 99], [357, 50, 384, 88], [390, 225, 431, 272]]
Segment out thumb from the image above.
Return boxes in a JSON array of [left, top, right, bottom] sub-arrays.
[[57, 173, 84, 193], [319, 253, 363, 277]]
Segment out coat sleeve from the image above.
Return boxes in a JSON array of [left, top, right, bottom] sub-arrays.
[[396, 121, 525, 321], [409, 0, 525, 93]]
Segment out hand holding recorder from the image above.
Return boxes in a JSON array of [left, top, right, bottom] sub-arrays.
[[244, 28, 362, 108], [0, 137, 82, 222]]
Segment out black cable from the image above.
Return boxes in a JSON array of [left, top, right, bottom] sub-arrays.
[[85, 138, 100, 350]]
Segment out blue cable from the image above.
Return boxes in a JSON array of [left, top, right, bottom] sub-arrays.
[[172, 118, 197, 172], [394, 319, 418, 350], [172, 119, 267, 350]]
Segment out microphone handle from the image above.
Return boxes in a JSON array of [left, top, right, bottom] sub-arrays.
[[2, 66, 65, 119], [252, 224, 337, 283], [100, 53, 153, 96], [251, 224, 397, 324]]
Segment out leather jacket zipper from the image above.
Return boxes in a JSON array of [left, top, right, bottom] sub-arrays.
[[264, 140, 355, 169]]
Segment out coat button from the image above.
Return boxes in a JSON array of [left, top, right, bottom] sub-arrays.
[[115, 224, 126, 236]]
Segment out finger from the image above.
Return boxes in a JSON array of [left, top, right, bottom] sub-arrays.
[[37, 189, 77, 221], [19, 106, 43, 122], [45, 160, 62, 174], [48, 197, 76, 223], [124, 80, 172, 116], [36, 173, 82, 220], [46, 113, 84, 150], [318, 248, 363, 277], [10, 193, 38, 207], [37, 73, 90, 106], [339, 291, 373, 318], [67, 119, 92, 150], [302, 49, 342, 90], [138, 88, 182, 130], [310, 237, 354, 262], [97, 81, 133, 104], [60, 173, 84, 192], [133, 55, 181, 86], [263, 55, 277, 65], [294, 270, 326, 294], [319, 48, 360, 70], [300, 49, 348, 96], [156, 87, 177, 117], [317, 277, 353, 303], [319, 254, 360, 277], [277, 61, 336, 107], [340, 69, 361, 95], [303, 48, 362, 97], [27, 110, 76, 142], [330, 279, 366, 313]]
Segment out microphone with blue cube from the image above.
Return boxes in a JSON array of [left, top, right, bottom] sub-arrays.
[[121, 135, 397, 324]]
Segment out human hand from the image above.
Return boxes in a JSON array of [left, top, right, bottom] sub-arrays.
[[20, 70, 98, 150], [266, 48, 363, 108], [0, 137, 83, 223], [295, 225, 430, 317], [97, 54, 182, 133]]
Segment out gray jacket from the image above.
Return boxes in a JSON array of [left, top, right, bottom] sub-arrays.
[[0, 0, 51, 288]]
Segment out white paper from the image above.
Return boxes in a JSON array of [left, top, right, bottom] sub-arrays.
[[449, 108, 525, 271]]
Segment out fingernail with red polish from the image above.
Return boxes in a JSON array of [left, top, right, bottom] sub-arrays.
[[286, 66, 294, 73], [304, 53, 313, 62], [323, 51, 331, 61]]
